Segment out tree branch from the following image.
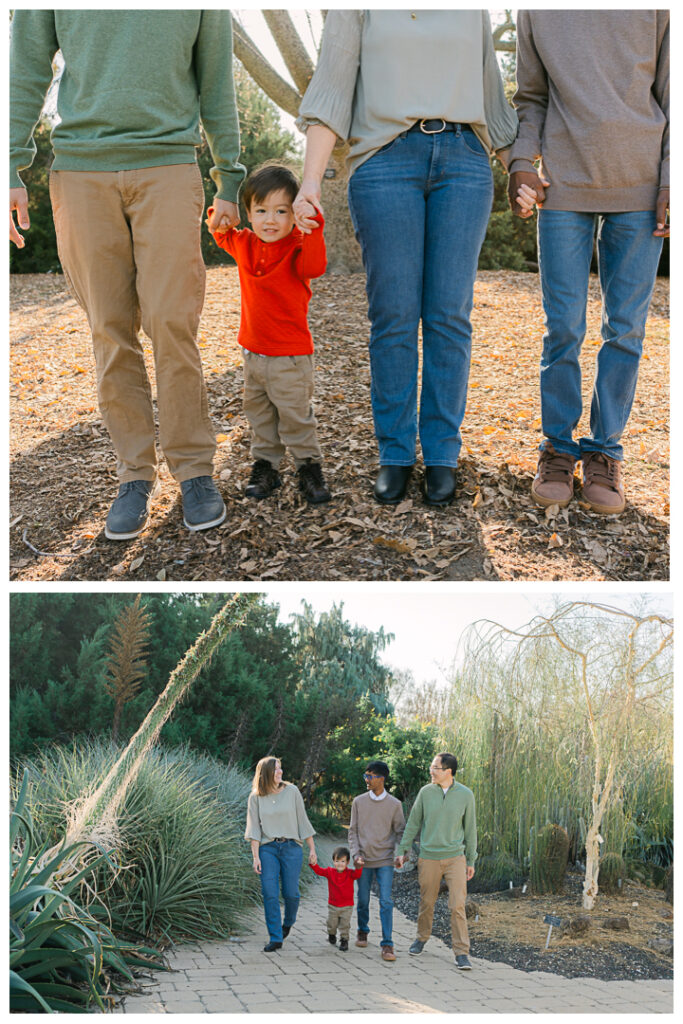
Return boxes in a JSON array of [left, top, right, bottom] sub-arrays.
[[232, 14, 302, 118], [262, 10, 315, 95]]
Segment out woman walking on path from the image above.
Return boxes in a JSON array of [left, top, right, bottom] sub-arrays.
[[295, 11, 517, 508], [245, 756, 318, 952]]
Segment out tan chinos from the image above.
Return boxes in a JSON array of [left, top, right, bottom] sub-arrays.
[[417, 855, 469, 955], [49, 163, 216, 483]]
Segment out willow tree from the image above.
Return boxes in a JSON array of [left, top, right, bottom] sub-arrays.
[[232, 10, 517, 271], [455, 602, 673, 909]]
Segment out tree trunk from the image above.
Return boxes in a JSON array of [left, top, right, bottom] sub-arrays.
[[321, 145, 363, 274]]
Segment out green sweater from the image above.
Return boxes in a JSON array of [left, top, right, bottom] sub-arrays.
[[10, 10, 245, 201], [397, 782, 477, 866]]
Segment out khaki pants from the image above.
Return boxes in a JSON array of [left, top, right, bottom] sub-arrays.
[[326, 904, 353, 940], [243, 349, 321, 468], [49, 164, 216, 483], [417, 855, 469, 955]]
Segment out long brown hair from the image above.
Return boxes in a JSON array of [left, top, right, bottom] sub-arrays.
[[251, 756, 287, 796]]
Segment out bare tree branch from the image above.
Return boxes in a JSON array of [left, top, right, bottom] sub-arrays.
[[232, 14, 302, 118], [263, 10, 315, 95]]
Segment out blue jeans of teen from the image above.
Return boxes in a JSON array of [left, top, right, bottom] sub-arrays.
[[348, 126, 493, 467], [356, 864, 395, 946], [537, 209, 663, 461], [259, 840, 303, 942]]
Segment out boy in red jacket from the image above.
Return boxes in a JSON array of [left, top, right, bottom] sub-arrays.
[[208, 163, 330, 504], [310, 846, 363, 951]]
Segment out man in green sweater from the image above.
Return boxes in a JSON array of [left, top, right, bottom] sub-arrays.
[[507, 11, 669, 517], [396, 752, 476, 970], [9, 11, 245, 539]]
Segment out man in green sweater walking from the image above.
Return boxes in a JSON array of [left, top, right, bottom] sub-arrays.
[[9, 11, 245, 539], [507, 11, 669, 517], [395, 752, 476, 970]]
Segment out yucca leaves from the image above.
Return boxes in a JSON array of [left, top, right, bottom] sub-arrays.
[[10, 769, 166, 1013]]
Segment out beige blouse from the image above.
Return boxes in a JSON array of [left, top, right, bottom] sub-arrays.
[[244, 783, 316, 846], [297, 10, 518, 177]]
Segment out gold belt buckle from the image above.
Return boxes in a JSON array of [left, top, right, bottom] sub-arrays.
[[420, 118, 446, 134]]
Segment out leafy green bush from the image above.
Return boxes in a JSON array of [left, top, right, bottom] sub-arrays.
[[10, 769, 165, 1012], [530, 823, 570, 894], [12, 740, 261, 943]]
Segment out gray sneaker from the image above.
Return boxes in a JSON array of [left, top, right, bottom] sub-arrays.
[[455, 954, 472, 970], [409, 939, 425, 956], [181, 476, 226, 531], [105, 480, 158, 540]]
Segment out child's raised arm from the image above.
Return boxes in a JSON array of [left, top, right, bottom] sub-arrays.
[[294, 211, 327, 280], [206, 204, 238, 256]]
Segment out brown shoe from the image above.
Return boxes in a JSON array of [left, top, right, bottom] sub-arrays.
[[531, 443, 576, 508], [381, 945, 396, 962], [355, 931, 368, 947], [581, 452, 625, 515]]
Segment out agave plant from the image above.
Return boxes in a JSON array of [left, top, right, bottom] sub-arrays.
[[10, 770, 165, 1013]]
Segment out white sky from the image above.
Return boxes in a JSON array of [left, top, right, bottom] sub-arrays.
[[261, 588, 673, 687]]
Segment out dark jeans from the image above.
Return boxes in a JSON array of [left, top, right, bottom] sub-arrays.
[[259, 839, 303, 942]]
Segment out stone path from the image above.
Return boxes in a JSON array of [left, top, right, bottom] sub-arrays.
[[119, 838, 673, 1014]]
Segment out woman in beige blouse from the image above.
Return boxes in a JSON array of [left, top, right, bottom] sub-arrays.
[[245, 756, 317, 952], [295, 10, 517, 507]]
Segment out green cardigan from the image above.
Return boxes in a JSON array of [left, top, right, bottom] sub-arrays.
[[397, 781, 477, 866], [10, 10, 245, 201]]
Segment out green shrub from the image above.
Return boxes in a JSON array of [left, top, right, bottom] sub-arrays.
[[12, 740, 261, 943], [599, 851, 626, 894], [10, 769, 165, 1012], [530, 823, 570, 894]]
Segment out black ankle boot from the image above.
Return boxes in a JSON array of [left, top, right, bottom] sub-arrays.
[[374, 465, 413, 504]]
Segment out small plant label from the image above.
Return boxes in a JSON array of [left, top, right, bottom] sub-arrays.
[[543, 913, 562, 949]]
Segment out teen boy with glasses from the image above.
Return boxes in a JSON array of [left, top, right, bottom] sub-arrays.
[[348, 761, 405, 962]]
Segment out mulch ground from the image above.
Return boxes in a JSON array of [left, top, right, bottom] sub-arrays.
[[391, 868, 673, 981], [10, 267, 669, 582]]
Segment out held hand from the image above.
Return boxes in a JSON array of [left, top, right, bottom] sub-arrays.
[[293, 181, 323, 234], [354, 855, 364, 867], [394, 855, 405, 869], [10, 187, 30, 247], [508, 170, 550, 218], [253, 856, 262, 875], [207, 198, 240, 234], [308, 848, 318, 867], [466, 866, 475, 882], [654, 188, 670, 237]]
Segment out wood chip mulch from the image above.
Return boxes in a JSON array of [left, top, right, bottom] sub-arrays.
[[10, 267, 669, 582], [392, 868, 673, 981]]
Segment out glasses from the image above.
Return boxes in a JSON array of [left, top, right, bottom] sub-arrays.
[[363, 773, 382, 780]]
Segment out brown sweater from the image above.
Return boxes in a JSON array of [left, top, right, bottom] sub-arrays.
[[348, 791, 405, 869], [508, 10, 669, 212]]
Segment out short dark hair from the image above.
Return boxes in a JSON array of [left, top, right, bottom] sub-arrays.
[[333, 846, 351, 862], [366, 760, 389, 780], [437, 752, 458, 775], [241, 164, 299, 212]]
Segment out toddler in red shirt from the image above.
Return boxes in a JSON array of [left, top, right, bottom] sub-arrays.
[[310, 845, 363, 951], [208, 164, 330, 504]]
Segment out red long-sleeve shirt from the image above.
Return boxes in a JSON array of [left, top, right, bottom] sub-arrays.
[[310, 863, 362, 907], [210, 213, 326, 356]]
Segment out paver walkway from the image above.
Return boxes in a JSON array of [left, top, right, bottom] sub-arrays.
[[120, 838, 673, 1014]]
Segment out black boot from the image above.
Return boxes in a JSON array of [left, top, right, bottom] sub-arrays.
[[297, 460, 331, 504], [245, 459, 281, 499], [374, 465, 413, 505], [263, 940, 283, 952], [423, 466, 457, 507]]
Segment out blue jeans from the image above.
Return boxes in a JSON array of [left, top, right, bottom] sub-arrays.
[[537, 209, 663, 461], [259, 840, 303, 942], [356, 864, 395, 946], [348, 126, 493, 466]]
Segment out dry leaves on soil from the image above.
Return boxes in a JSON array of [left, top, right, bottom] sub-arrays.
[[10, 268, 669, 582]]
